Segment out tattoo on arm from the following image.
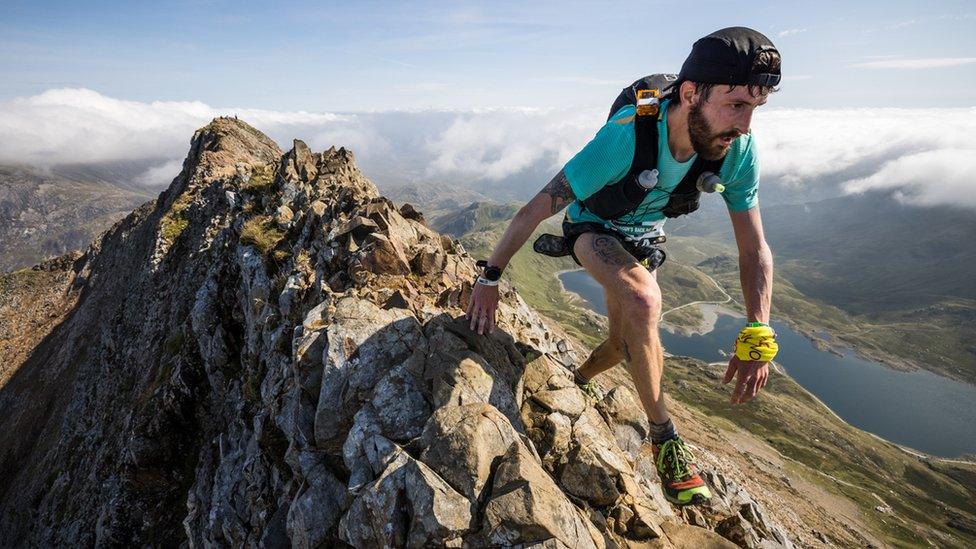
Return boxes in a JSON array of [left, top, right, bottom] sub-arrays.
[[591, 234, 633, 266], [539, 169, 576, 215]]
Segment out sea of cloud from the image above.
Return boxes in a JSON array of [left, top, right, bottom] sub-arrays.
[[2, 88, 974, 209]]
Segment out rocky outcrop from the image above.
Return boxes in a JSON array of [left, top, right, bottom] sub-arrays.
[[0, 118, 795, 547]]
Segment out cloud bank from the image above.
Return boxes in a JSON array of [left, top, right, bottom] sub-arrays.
[[1, 88, 974, 209], [751, 107, 976, 207], [848, 57, 976, 69]]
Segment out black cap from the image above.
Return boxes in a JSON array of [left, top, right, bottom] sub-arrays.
[[678, 27, 781, 87]]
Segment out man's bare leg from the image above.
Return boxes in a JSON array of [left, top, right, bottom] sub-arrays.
[[576, 295, 624, 381], [576, 269, 659, 382], [573, 233, 669, 424], [572, 232, 711, 505]]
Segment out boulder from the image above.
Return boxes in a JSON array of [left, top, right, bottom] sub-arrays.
[[339, 440, 472, 547], [597, 386, 650, 461], [661, 521, 740, 548], [285, 456, 347, 549], [418, 403, 521, 501], [358, 233, 411, 276], [478, 442, 605, 549], [313, 298, 425, 451]]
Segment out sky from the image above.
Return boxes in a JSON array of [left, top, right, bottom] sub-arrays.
[[1, 1, 975, 209], [2, 0, 974, 110]]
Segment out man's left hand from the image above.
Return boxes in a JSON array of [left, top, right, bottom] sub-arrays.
[[722, 356, 769, 405]]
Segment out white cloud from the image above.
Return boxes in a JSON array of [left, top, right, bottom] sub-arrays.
[[423, 107, 601, 181], [849, 57, 976, 69], [2, 88, 975, 210], [752, 106, 976, 207], [843, 149, 976, 207], [136, 159, 184, 187], [777, 28, 807, 37], [0, 87, 350, 167]]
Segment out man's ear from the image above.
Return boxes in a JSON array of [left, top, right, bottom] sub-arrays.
[[678, 80, 698, 107]]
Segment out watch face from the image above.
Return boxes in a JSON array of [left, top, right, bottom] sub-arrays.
[[484, 266, 502, 281]]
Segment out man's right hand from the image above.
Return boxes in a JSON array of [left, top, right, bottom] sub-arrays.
[[467, 282, 500, 335]]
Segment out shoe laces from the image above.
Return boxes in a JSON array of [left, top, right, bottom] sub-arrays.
[[579, 380, 601, 400], [573, 370, 602, 401], [657, 437, 695, 480]]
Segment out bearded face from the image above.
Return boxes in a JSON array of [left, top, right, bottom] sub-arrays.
[[687, 100, 743, 161]]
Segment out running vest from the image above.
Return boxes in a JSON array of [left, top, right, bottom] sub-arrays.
[[580, 74, 727, 220]]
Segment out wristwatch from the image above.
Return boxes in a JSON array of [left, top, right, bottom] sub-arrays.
[[475, 260, 502, 286]]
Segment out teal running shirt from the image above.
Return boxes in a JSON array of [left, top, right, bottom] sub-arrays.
[[563, 99, 759, 238]]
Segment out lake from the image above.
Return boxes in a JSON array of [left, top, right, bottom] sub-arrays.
[[559, 269, 976, 458]]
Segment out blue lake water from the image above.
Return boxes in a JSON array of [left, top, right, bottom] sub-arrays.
[[559, 269, 976, 458]]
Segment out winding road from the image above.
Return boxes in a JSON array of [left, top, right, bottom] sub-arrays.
[[659, 268, 735, 322]]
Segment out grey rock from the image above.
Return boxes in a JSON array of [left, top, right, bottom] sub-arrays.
[[339, 444, 472, 547], [479, 442, 605, 549], [313, 298, 424, 451], [418, 403, 520, 501]]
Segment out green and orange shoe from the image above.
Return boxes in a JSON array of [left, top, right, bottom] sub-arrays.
[[652, 436, 712, 505], [573, 369, 603, 402]]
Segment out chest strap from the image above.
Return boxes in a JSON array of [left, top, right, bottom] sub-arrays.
[[580, 104, 726, 220]]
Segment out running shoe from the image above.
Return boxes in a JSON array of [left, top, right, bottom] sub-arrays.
[[652, 436, 712, 505], [573, 370, 604, 402]]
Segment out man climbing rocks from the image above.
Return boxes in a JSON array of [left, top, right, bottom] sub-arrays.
[[467, 27, 782, 506]]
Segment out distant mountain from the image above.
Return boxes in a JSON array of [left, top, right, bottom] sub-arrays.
[[678, 191, 976, 314], [761, 193, 976, 313], [431, 201, 521, 237], [385, 181, 491, 213], [50, 158, 174, 192], [0, 165, 155, 273]]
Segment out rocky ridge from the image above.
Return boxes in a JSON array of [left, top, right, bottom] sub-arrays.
[[1, 118, 795, 547]]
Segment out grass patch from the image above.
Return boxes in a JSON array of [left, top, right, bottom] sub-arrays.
[[243, 163, 276, 194], [240, 216, 286, 260], [159, 193, 193, 243]]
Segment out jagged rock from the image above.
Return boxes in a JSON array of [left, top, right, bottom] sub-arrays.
[[561, 407, 633, 508], [398, 203, 426, 224], [358, 233, 411, 276], [519, 356, 665, 542], [338, 441, 472, 547], [661, 521, 739, 548], [411, 243, 445, 275], [335, 215, 378, 240], [715, 513, 762, 548], [309, 200, 327, 217], [285, 455, 347, 549], [282, 139, 318, 183], [418, 403, 520, 501], [313, 298, 424, 451], [597, 386, 650, 461], [531, 387, 587, 419], [275, 204, 294, 227], [479, 441, 605, 548], [369, 353, 430, 441]]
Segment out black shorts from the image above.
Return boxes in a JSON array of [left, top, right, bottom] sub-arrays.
[[562, 219, 666, 271]]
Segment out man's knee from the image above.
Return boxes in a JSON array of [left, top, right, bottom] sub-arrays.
[[616, 280, 662, 322]]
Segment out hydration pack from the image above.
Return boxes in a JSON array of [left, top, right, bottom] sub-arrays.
[[580, 74, 728, 220]]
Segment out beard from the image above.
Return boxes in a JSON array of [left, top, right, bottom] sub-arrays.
[[687, 102, 739, 161]]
